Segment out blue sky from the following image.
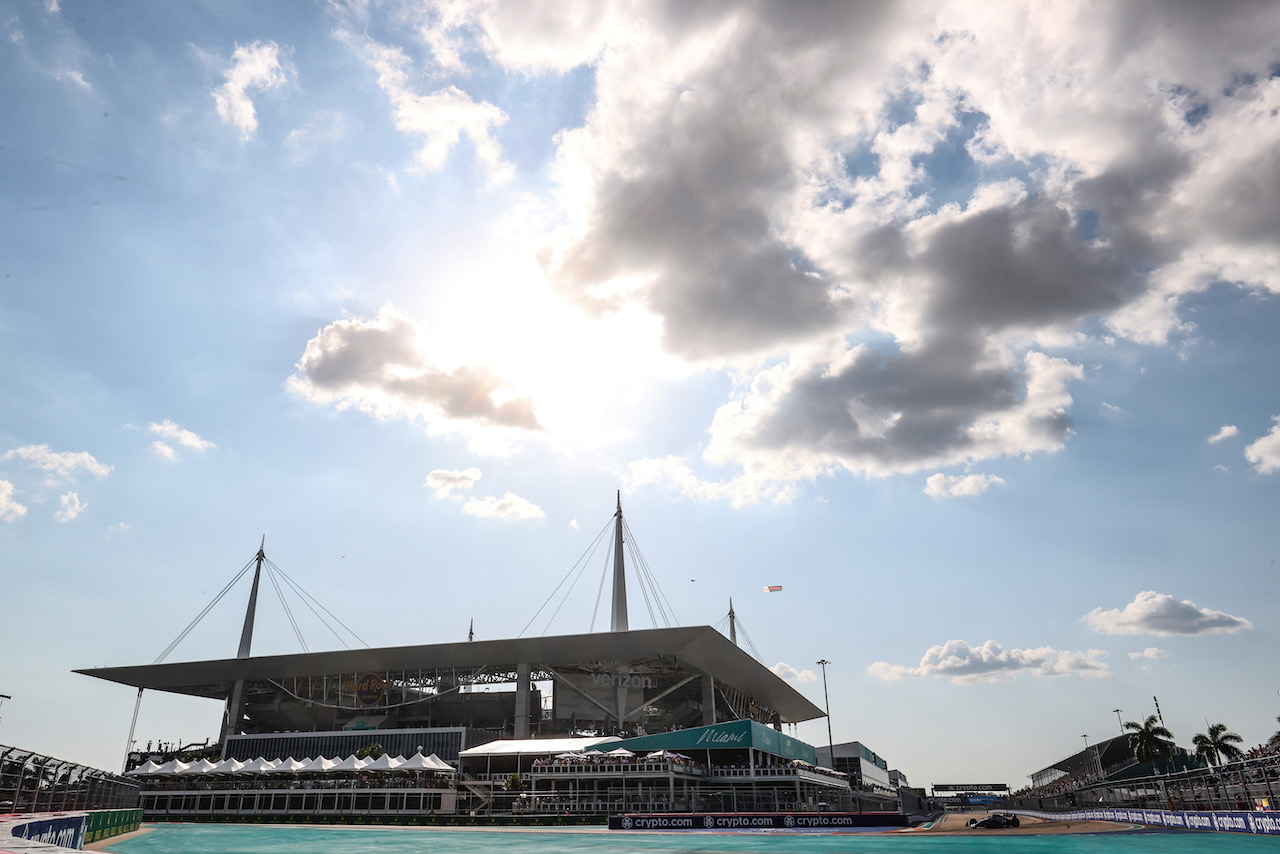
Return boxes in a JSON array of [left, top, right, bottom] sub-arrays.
[[3, 1, 1279, 788]]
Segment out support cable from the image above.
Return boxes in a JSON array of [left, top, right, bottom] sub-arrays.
[[266, 558, 368, 648], [153, 557, 256, 663], [622, 517, 678, 627], [521, 515, 613, 637], [265, 563, 308, 652], [736, 619, 764, 662], [588, 540, 610, 633], [628, 539, 660, 628]]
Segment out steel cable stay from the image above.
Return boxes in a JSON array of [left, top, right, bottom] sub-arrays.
[[736, 619, 764, 662], [622, 516, 678, 627], [543, 520, 612, 636], [520, 514, 614, 637], [265, 562, 308, 653], [264, 556, 368, 649], [588, 536, 611, 633], [152, 547, 367, 664], [713, 606, 764, 661], [152, 556, 256, 664], [548, 534, 605, 635]]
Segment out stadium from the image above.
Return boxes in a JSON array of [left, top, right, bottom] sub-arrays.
[[74, 499, 877, 821]]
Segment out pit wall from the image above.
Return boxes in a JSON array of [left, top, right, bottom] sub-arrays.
[[1010, 807, 1280, 835], [2, 809, 143, 852]]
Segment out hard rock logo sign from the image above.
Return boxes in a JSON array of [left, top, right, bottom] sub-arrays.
[[353, 673, 387, 707]]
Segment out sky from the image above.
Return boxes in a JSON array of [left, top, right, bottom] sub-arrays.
[[2, 0, 1279, 790]]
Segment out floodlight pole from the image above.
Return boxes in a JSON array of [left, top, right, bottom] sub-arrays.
[[817, 659, 834, 770], [1113, 708, 1124, 735]]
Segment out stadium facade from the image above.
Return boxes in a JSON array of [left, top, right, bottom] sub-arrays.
[[76, 499, 873, 819]]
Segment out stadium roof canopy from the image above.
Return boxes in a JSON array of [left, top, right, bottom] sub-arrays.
[[75, 625, 827, 724]]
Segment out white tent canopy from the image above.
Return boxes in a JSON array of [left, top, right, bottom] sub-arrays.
[[297, 756, 335, 773], [235, 757, 280, 774], [264, 757, 310, 773], [361, 754, 404, 772], [328, 754, 369, 772], [125, 760, 163, 776], [394, 752, 454, 773], [177, 758, 219, 775], [209, 758, 245, 774], [152, 759, 190, 775]]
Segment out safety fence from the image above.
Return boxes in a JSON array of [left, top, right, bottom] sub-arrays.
[[1, 744, 141, 813]]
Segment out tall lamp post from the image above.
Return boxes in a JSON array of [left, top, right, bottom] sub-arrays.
[[1113, 709, 1124, 736], [817, 660, 835, 769]]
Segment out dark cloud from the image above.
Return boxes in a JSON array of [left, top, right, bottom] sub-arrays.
[[548, 3, 912, 359], [751, 337, 1023, 464], [290, 307, 541, 431], [554, 107, 845, 359], [921, 198, 1144, 334]]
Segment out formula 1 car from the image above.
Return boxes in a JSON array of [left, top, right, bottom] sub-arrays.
[[966, 813, 1021, 829]]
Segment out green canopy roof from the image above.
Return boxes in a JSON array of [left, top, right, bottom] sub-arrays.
[[589, 719, 817, 764]]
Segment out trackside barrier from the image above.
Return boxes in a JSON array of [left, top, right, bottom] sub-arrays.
[[3, 809, 143, 852], [1010, 807, 1280, 835], [608, 812, 908, 831]]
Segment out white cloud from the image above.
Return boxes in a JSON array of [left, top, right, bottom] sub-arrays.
[[770, 662, 817, 683], [1085, 590, 1252, 636], [461, 492, 546, 521], [287, 304, 541, 444], [53, 491, 85, 523], [53, 68, 90, 91], [284, 111, 349, 162], [343, 33, 513, 185], [212, 41, 291, 140], [1128, 647, 1168, 660], [868, 639, 1110, 684], [924, 472, 1005, 499], [424, 467, 482, 499], [148, 420, 215, 458], [621, 455, 798, 509], [2, 444, 112, 480], [444, 2, 1280, 505], [1244, 416, 1280, 474], [0, 480, 27, 522], [1208, 424, 1238, 444]]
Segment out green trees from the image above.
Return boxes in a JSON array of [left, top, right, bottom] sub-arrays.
[[1192, 723, 1244, 766], [1270, 716, 1280, 746], [1124, 715, 1174, 763], [355, 742, 386, 760]]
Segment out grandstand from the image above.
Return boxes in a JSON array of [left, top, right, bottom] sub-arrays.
[[74, 498, 862, 819]]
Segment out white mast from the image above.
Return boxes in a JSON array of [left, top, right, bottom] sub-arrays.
[[235, 536, 266, 659], [728, 598, 737, 645], [610, 491, 628, 632], [220, 536, 265, 758]]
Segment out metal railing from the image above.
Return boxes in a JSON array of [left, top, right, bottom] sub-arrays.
[[1, 744, 140, 812], [1007, 753, 1280, 814]]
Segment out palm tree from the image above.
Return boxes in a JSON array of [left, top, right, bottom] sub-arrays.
[[1192, 723, 1243, 766], [1270, 716, 1280, 746], [1124, 715, 1174, 763]]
